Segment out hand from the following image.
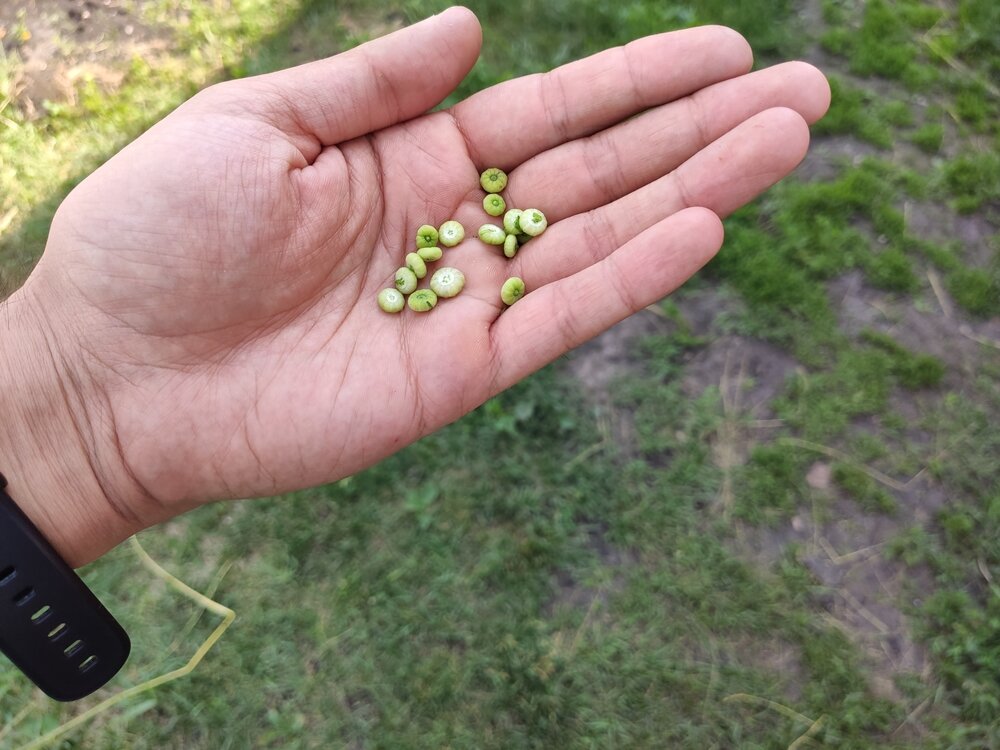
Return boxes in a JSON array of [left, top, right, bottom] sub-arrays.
[[0, 7, 829, 566]]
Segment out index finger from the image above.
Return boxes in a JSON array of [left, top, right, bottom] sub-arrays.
[[450, 25, 753, 169]]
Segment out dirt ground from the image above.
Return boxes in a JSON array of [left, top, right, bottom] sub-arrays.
[[566, 142, 998, 722], [568, 286, 945, 709], [562, 3, 998, 710], [0, 0, 168, 116]]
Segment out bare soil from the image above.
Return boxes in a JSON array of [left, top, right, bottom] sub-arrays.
[[0, 0, 169, 117], [560, 5, 999, 700]]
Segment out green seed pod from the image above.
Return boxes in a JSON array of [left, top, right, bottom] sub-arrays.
[[478, 224, 506, 246], [503, 209, 523, 235], [503, 233, 518, 259], [439, 220, 465, 247], [519, 208, 547, 236], [377, 288, 405, 313], [416, 225, 439, 249], [429, 267, 466, 298], [500, 277, 525, 305], [408, 289, 438, 312], [483, 194, 506, 217], [406, 252, 427, 279], [395, 267, 418, 294], [417, 246, 443, 262], [480, 167, 508, 193]]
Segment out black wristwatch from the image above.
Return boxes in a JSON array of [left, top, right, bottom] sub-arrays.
[[0, 472, 130, 701]]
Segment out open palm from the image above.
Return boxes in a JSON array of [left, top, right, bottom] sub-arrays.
[[25, 8, 828, 553]]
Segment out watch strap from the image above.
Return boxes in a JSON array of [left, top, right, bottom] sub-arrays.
[[0, 473, 130, 701]]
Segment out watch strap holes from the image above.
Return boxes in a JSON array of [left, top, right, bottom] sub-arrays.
[[30, 604, 52, 624], [78, 655, 99, 673]]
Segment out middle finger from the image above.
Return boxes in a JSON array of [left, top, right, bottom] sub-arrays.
[[509, 107, 812, 290], [504, 61, 829, 222]]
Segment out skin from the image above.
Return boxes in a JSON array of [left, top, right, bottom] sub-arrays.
[[0, 10, 830, 566]]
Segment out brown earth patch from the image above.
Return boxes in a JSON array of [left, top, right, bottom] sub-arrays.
[[730, 476, 935, 704], [337, 9, 406, 41], [566, 273, 949, 704], [566, 310, 673, 456], [830, 269, 1000, 378], [546, 521, 635, 618], [797, 134, 881, 182], [906, 199, 998, 269], [672, 285, 748, 337], [725, 635, 807, 702], [681, 334, 798, 420], [0, 0, 170, 117], [567, 311, 668, 395]]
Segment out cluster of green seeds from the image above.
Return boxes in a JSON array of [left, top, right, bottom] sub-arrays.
[[376, 168, 545, 314], [378, 221, 467, 313], [477, 168, 545, 306]]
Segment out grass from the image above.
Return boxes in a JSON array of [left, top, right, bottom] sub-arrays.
[[0, 0, 306, 279], [938, 151, 1000, 214], [1, 0, 999, 748], [832, 463, 897, 515]]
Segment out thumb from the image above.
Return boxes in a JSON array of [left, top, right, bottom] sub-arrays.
[[230, 6, 482, 147]]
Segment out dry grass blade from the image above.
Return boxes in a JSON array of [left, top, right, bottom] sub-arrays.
[[926, 269, 953, 319], [788, 714, 827, 750], [778, 437, 911, 492], [723, 692, 819, 727]]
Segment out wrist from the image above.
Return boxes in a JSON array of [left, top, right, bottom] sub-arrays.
[[0, 279, 145, 567]]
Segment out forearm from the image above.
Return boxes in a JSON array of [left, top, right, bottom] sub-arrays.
[[0, 281, 140, 567]]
